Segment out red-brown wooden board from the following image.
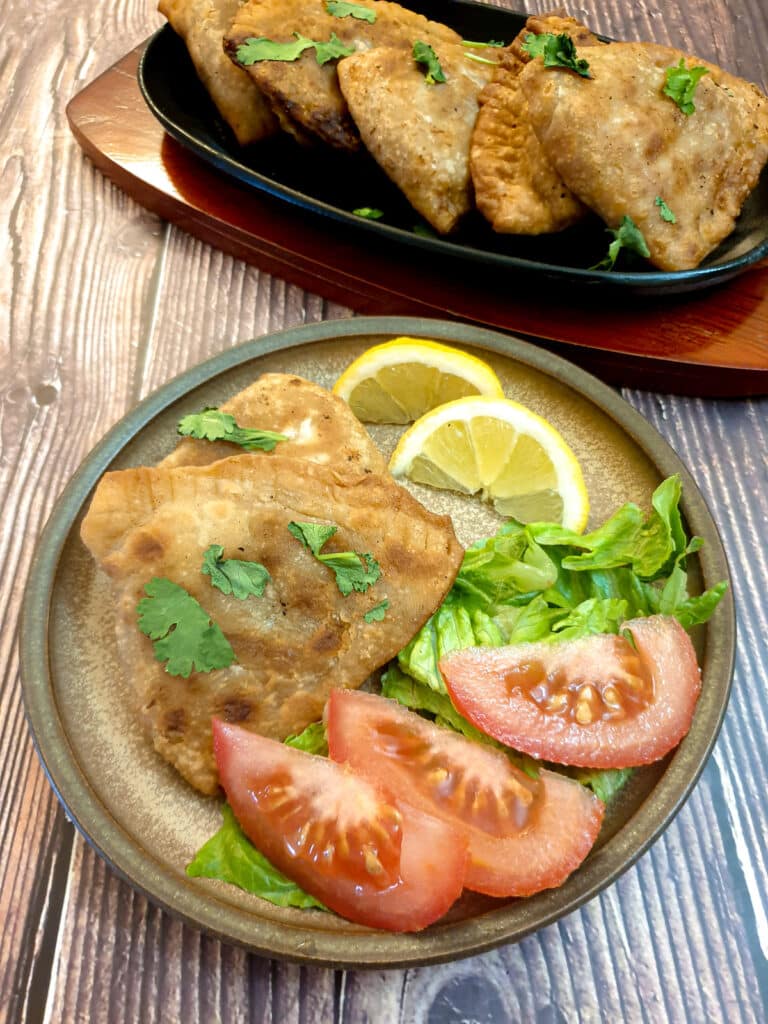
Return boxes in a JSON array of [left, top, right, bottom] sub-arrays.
[[67, 44, 768, 396]]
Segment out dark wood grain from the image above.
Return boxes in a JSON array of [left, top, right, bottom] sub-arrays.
[[3, 0, 768, 1022], [67, 46, 768, 396]]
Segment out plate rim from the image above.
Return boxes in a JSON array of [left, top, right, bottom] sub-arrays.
[[137, 18, 768, 293], [20, 315, 736, 967]]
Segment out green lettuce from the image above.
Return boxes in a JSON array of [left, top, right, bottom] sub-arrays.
[[398, 475, 727, 694], [186, 722, 328, 906], [186, 804, 325, 910]]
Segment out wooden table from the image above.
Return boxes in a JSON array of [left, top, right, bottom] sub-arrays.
[[2, 0, 767, 1020]]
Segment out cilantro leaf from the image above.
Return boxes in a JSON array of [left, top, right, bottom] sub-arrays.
[[663, 58, 708, 115], [590, 215, 650, 271], [177, 408, 238, 442], [353, 207, 384, 220], [288, 521, 381, 595], [137, 577, 235, 677], [201, 544, 270, 600], [317, 551, 381, 596], [178, 408, 287, 452], [235, 35, 314, 64], [287, 521, 338, 556], [655, 195, 677, 223], [461, 39, 504, 48], [235, 32, 353, 68], [325, 0, 376, 22], [413, 41, 446, 84], [364, 599, 389, 622], [521, 32, 591, 77], [312, 32, 356, 65]]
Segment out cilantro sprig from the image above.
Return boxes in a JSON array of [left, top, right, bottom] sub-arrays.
[[364, 599, 389, 622], [521, 32, 591, 77], [353, 207, 384, 220], [137, 577, 235, 678], [288, 521, 381, 595], [590, 215, 650, 271], [235, 32, 354, 67], [201, 544, 271, 600], [663, 58, 709, 115], [177, 408, 287, 452], [655, 196, 677, 223], [413, 41, 446, 84], [325, 0, 376, 22]]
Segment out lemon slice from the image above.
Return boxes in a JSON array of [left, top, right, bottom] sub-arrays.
[[389, 396, 589, 530], [333, 337, 505, 423]]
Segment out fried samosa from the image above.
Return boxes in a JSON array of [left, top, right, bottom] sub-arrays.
[[161, 372, 386, 474], [224, 0, 461, 151], [81, 454, 462, 794], [158, 0, 278, 145], [521, 42, 768, 269], [338, 43, 495, 233], [470, 14, 602, 235]]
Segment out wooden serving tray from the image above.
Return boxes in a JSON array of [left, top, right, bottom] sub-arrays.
[[67, 43, 768, 396]]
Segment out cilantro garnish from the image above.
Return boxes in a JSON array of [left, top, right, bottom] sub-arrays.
[[288, 521, 381, 595], [364, 599, 389, 622], [655, 196, 677, 223], [663, 58, 708, 115], [201, 544, 271, 600], [590, 215, 650, 271], [353, 207, 384, 220], [413, 223, 437, 238], [177, 408, 286, 452], [521, 33, 591, 77], [288, 521, 337, 555], [413, 41, 446, 84], [235, 32, 354, 67], [137, 577, 235, 678], [461, 39, 504, 48], [325, 0, 376, 22]]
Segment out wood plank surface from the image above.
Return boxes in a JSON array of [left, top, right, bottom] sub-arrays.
[[2, 0, 767, 1022]]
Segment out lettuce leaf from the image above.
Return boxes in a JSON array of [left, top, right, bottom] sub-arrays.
[[285, 720, 328, 755], [381, 665, 539, 778], [398, 475, 726, 693], [186, 804, 325, 910]]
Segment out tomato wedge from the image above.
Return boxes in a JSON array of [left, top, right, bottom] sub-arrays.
[[326, 689, 605, 897], [212, 719, 467, 931], [439, 615, 701, 768]]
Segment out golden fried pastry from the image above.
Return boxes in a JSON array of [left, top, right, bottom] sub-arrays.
[[81, 454, 463, 794], [521, 41, 768, 269], [161, 373, 386, 474], [338, 43, 495, 233], [158, 0, 279, 145], [224, 0, 461, 151], [470, 14, 601, 235]]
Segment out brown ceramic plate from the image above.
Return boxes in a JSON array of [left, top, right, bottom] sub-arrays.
[[21, 317, 734, 968]]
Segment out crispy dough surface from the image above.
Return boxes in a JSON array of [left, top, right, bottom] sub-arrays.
[[161, 372, 386, 473], [338, 43, 494, 233], [158, 0, 278, 145], [521, 42, 768, 270], [470, 14, 601, 235], [81, 453, 462, 794], [224, 0, 460, 151]]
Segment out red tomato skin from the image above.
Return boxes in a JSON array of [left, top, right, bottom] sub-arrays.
[[326, 689, 605, 897], [465, 770, 604, 897], [212, 720, 467, 932], [439, 615, 701, 769]]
